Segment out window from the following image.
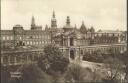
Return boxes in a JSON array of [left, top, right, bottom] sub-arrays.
[[9, 36, 12, 40], [27, 41, 29, 45], [36, 42, 38, 45], [33, 41, 35, 45], [26, 36, 29, 39], [30, 41, 32, 45], [39, 41, 41, 44], [70, 38, 74, 46], [10, 36, 13, 40], [3, 56, 8, 64], [6, 36, 9, 40], [19, 36, 22, 40], [36, 36, 38, 38], [2, 36, 5, 40], [10, 56, 15, 64], [81, 50, 83, 55]]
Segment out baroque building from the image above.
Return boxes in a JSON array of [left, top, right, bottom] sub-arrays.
[[1, 11, 127, 66]]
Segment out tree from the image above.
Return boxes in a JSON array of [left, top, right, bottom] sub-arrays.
[[125, 65, 128, 82], [1, 66, 11, 83], [103, 57, 125, 83], [120, 51, 128, 82], [19, 63, 52, 83], [37, 44, 69, 75], [64, 63, 101, 83]]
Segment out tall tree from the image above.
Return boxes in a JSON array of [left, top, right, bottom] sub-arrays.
[[64, 63, 102, 83], [103, 57, 125, 83], [19, 64, 52, 83], [1, 66, 11, 83], [38, 44, 69, 75]]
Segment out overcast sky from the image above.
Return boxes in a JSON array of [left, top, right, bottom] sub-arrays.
[[1, 0, 127, 31]]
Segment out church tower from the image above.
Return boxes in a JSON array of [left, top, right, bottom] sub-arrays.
[[31, 16, 35, 27], [80, 21, 87, 34], [66, 16, 70, 25], [51, 11, 57, 28], [31, 16, 36, 30]]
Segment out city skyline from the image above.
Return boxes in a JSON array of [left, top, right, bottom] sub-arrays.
[[1, 0, 127, 31]]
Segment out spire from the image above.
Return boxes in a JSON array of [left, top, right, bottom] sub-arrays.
[[74, 24, 77, 28], [51, 11, 57, 28], [80, 21, 86, 29], [80, 21, 87, 34], [66, 16, 70, 25], [74, 24, 77, 32], [53, 10, 55, 18], [31, 16, 35, 27], [82, 20, 84, 25], [45, 24, 49, 30], [90, 26, 95, 32]]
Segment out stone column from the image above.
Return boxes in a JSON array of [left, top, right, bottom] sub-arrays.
[[68, 37, 70, 47], [8, 56, 10, 65], [1, 56, 3, 64], [14, 56, 17, 65], [68, 48, 71, 61], [26, 55, 29, 63], [74, 39, 76, 46], [32, 55, 35, 61]]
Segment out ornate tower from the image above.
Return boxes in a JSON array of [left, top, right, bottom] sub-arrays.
[[66, 16, 70, 25], [45, 24, 49, 31], [51, 11, 57, 28], [80, 21, 87, 34], [31, 16, 35, 27]]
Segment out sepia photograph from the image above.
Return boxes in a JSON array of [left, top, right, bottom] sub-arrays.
[[1, 0, 127, 83]]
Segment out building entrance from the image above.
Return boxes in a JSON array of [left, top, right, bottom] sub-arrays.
[[70, 49, 75, 59], [70, 38, 74, 46]]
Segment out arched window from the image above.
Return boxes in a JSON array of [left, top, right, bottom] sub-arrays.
[[3, 56, 8, 64], [70, 37, 74, 46], [2, 36, 5, 40], [70, 50, 75, 59]]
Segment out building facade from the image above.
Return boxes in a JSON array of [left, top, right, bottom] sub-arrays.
[[1, 11, 127, 65]]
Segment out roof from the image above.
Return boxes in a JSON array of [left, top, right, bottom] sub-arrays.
[[1, 30, 14, 35], [97, 30, 122, 34], [24, 30, 50, 35], [13, 24, 23, 27]]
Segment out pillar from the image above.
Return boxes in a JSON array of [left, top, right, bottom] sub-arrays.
[[8, 56, 11, 65], [68, 48, 70, 60], [14, 56, 17, 65], [68, 37, 70, 47], [26, 55, 29, 63], [1, 56, 3, 64]]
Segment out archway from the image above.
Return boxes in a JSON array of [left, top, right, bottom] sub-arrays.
[[70, 50, 75, 59], [70, 37, 74, 46]]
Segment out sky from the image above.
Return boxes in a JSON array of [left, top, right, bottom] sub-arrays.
[[1, 0, 127, 31]]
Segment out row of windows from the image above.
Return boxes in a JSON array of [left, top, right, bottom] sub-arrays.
[[25, 41, 51, 45], [94, 39, 118, 43], [94, 33, 121, 37], [79, 46, 125, 55], [26, 35, 50, 39], [1, 55, 37, 64], [2, 35, 51, 40], [2, 36, 13, 40]]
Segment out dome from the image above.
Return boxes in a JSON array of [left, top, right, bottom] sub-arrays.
[[80, 21, 87, 34], [14, 24, 23, 28], [13, 24, 24, 31], [63, 25, 73, 29], [90, 26, 95, 32]]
